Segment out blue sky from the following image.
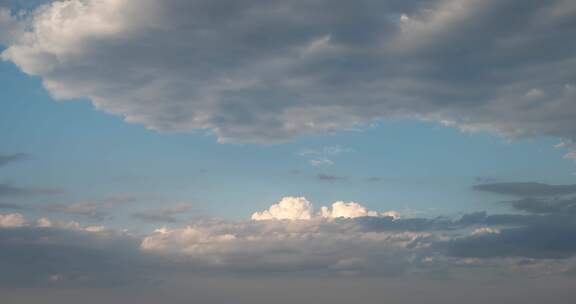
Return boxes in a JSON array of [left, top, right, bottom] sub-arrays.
[[2, 1, 576, 302], [2, 57, 574, 228]]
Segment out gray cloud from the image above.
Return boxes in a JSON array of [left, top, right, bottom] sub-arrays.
[[0, 183, 63, 197], [0, 202, 25, 210], [2, 0, 576, 143], [0, 153, 27, 167], [509, 197, 576, 215], [132, 203, 192, 223], [473, 182, 576, 197], [316, 173, 347, 181], [446, 217, 576, 259], [44, 195, 135, 221], [0, 226, 151, 287]]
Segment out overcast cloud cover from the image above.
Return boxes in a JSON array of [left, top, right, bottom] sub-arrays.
[[1, 0, 576, 145]]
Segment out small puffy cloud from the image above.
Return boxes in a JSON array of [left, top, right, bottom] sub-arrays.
[[251, 197, 313, 221], [36, 217, 52, 227], [471, 227, 500, 236], [564, 151, 576, 160], [321, 201, 379, 219], [0, 212, 26, 227], [525, 88, 545, 100], [320, 201, 399, 219]]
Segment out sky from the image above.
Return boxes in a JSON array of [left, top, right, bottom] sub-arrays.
[[1, 0, 576, 303]]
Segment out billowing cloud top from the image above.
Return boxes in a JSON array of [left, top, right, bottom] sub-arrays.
[[251, 196, 313, 221], [251, 196, 398, 220], [1, 0, 576, 144]]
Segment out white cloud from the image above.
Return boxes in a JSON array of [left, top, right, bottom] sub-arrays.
[[36, 217, 52, 227], [140, 197, 415, 272], [0, 213, 27, 227], [320, 201, 379, 219], [140, 217, 429, 273], [251, 197, 399, 221], [471, 227, 500, 236], [251, 197, 313, 221], [2, 0, 576, 143], [564, 151, 576, 160], [299, 145, 348, 166]]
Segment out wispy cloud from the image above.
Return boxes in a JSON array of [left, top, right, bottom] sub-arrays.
[[132, 203, 193, 223], [317, 173, 347, 182], [44, 195, 135, 221], [0, 183, 63, 197], [299, 146, 349, 166], [0, 153, 28, 167]]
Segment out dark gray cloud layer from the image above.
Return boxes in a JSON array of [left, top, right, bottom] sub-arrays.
[[2, 0, 576, 143], [474, 182, 576, 197], [0, 227, 150, 287]]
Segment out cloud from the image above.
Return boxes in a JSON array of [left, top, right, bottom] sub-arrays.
[[3, 195, 576, 285], [0, 202, 26, 210], [0, 212, 26, 227], [0, 183, 63, 197], [508, 197, 576, 215], [473, 182, 576, 197], [0, 7, 23, 45], [251, 197, 399, 221], [132, 203, 192, 223], [251, 197, 313, 221], [45, 194, 135, 221], [320, 201, 400, 219], [140, 219, 429, 274], [2, 0, 576, 143], [0, 223, 147, 287], [299, 146, 348, 166], [316, 174, 347, 181], [0, 153, 28, 167], [446, 218, 576, 259]]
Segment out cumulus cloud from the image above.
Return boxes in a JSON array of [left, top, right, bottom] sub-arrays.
[[0, 212, 26, 227], [251, 197, 313, 221], [320, 201, 399, 219], [2, 0, 576, 143], [251, 197, 399, 221], [3, 195, 576, 284], [140, 218, 430, 274]]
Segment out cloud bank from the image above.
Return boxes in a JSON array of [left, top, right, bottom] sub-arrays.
[[1, 0, 576, 144], [2, 190, 576, 287]]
